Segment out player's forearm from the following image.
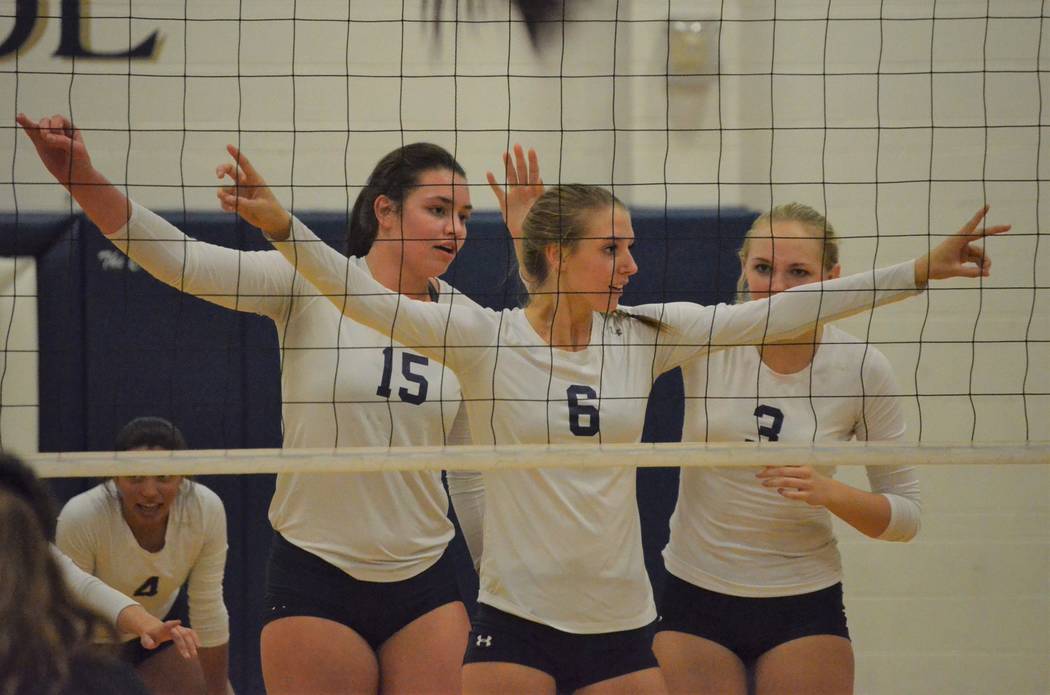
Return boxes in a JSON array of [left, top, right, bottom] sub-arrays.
[[115, 604, 161, 639], [824, 480, 893, 538], [64, 166, 133, 236]]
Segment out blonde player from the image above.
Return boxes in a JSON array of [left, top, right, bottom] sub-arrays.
[[18, 113, 477, 695], [655, 204, 924, 695], [215, 143, 1005, 694], [56, 417, 231, 695]]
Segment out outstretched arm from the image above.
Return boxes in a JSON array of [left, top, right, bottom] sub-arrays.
[[648, 206, 1011, 372], [17, 114, 297, 319], [217, 147, 494, 370], [52, 545, 200, 657], [16, 113, 131, 234], [116, 604, 201, 659]]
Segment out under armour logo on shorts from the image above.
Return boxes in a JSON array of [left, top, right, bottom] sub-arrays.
[[475, 635, 493, 648]]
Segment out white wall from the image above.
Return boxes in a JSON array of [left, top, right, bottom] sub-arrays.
[[1, 2, 1046, 693], [0, 258, 38, 453]]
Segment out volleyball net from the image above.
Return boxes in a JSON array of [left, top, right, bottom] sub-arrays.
[[1, 3, 1047, 460], [2, 5, 1048, 694]]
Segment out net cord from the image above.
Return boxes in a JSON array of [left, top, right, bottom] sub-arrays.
[[26, 440, 1050, 478]]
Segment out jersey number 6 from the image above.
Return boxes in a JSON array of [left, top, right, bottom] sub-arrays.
[[567, 385, 599, 437], [376, 347, 429, 405]]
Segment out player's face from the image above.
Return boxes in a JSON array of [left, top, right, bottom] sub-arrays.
[[377, 168, 472, 280], [114, 448, 183, 526], [560, 205, 638, 312], [743, 220, 840, 299]]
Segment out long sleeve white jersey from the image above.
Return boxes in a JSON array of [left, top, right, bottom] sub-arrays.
[[52, 544, 138, 625], [666, 325, 922, 598], [56, 481, 230, 647], [269, 217, 922, 633], [112, 204, 469, 582]]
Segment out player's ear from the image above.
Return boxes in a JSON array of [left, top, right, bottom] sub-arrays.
[[827, 263, 841, 280], [374, 195, 397, 233], [544, 242, 563, 274]]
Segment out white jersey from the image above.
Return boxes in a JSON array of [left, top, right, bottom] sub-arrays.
[[666, 325, 922, 597], [52, 544, 138, 625], [114, 204, 468, 582], [56, 481, 230, 647], [271, 217, 922, 633]]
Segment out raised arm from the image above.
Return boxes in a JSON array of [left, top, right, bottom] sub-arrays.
[[216, 147, 496, 370], [486, 144, 544, 286], [17, 113, 131, 233], [17, 113, 297, 319], [648, 206, 1010, 371]]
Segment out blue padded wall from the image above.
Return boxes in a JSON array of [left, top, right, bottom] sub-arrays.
[[2, 206, 754, 693]]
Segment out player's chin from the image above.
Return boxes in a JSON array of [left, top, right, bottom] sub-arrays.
[[427, 249, 457, 276]]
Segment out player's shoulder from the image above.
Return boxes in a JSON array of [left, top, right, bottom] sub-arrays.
[[821, 325, 894, 374], [435, 278, 484, 310], [175, 481, 228, 536], [182, 480, 224, 511], [61, 483, 114, 519]]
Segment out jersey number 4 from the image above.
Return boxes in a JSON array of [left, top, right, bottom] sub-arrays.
[[376, 347, 429, 405], [133, 576, 160, 597]]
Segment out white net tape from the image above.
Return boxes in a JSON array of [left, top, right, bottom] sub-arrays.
[[27, 440, 1050, 478]]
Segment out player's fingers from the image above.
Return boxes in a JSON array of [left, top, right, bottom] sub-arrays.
[[215, 162, 237, 182], [226, 143, 263, 182], [502, 150, 516, 184], [527, 147, 541, 185], [486, 171, 507, 206], [757, 466, 804, 479], [513, 143, 528, 183], [956, 205, 990, 241]]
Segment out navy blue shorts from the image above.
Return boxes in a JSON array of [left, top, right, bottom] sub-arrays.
[[118, 586, 188, 666], [657, 571, 850, 665], [464, 603, 659, 692], [262, 533, 463, 651]]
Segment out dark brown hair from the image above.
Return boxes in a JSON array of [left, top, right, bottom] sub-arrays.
[[0, 490, 114, 695], [347, 143, 467, 257]]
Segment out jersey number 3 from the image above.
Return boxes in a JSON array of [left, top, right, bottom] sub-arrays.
[[751, 404, 785, 442], [376, 347, 429, 405]]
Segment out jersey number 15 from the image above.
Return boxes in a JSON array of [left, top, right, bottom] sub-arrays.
[[376, 347, 429, 405]]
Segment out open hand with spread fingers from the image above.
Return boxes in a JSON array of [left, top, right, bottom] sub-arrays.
[[487, 144, 544, 238]]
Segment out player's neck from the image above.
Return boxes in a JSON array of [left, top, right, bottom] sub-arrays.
[[757, 326, 822, 374], [123, 514, 169, 553], [525, 295, 593, 351], [365, 249, 432, 301]]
